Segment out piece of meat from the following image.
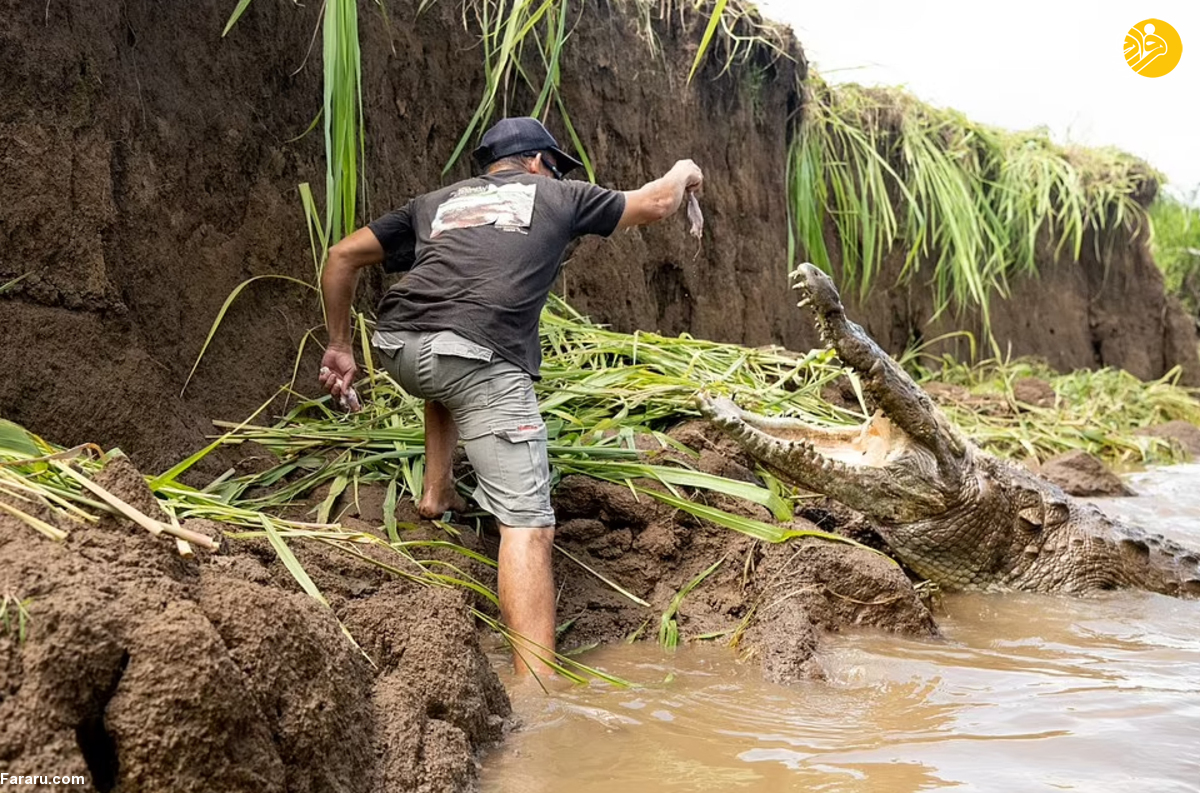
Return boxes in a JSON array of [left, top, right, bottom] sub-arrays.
[[687, 192, 703, 240]]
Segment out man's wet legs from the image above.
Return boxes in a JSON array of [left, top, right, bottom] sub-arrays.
[[498, 524, 557, 676]]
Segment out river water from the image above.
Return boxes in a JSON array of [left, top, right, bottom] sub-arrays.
[[482, 464, 1200, 793]]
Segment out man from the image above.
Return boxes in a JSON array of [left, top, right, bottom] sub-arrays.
[[318, 116, 703, 675]]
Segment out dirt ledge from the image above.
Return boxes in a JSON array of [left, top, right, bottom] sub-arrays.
[[1, 428, 938, 791], [0, 458, 510, 793]]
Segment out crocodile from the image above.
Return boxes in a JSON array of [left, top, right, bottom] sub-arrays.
[[699, 263, 1200, 597]]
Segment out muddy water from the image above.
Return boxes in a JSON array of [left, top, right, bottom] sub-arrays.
[[482, 464, 1200, 793]]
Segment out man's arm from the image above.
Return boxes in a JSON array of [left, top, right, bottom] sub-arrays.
[[318, 226, 386, 399], [617, 159, 704, 230]]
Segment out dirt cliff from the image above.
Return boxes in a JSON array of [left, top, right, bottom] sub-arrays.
[[3, 0, 1195, 467]]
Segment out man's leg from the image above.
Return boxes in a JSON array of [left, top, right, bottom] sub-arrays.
[[438, 351, 557, 675], [497, 524, 557, 676], [418, 400, 467, 518]]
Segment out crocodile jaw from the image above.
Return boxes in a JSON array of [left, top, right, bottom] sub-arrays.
[[697, 394, 948, 523]]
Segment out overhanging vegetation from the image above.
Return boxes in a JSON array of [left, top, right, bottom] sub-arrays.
[[789, 78, 1157, 321], [1150, 191, 1200, 322], [217, 0, 1165, 332]]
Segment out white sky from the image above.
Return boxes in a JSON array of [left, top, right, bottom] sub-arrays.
[[757, 0, 1200, 199]]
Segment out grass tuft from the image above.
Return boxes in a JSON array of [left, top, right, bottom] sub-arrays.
[[1149, 190, 1200, 322], [0, 594, 33, 644], [790, 78, 1157, 329]]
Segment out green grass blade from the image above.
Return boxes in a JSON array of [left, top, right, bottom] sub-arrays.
[[221, 0, 256, 37], [0, 420, 43, 458], [555, 543, 650, 607], [382, 478, 399, 542], [659, 558, 723, 647], [259, 513, 330, 606], [687, 0, 729, 84], [181, 275, 318, 396]]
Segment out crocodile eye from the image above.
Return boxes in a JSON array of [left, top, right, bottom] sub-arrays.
[[1018, 505, 1045, 529], [1043, 502, 1069, 528]]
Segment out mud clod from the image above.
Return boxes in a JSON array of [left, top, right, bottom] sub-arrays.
[[0, 461, 510, 793]]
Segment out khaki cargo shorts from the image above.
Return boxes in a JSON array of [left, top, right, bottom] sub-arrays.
[[373, 329, 554, 528]]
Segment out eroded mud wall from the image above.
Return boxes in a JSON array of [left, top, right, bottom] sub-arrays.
[[1, 0, 1195, 468], [0, 0, 809, 468]]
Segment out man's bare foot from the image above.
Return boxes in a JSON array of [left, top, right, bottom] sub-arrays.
[[417, 490, 468, 519]]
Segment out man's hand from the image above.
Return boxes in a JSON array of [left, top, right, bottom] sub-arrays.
[[674, 159, 703, 194], [618, 159, 706, 230], [319, 344, 357, 399]]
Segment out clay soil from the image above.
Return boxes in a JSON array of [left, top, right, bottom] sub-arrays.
[[1, 424, 942, 792], [3, 1, 1197, 790], [0, 457, 512, 793]]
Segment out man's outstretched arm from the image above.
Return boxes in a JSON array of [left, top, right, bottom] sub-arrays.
[[318, 227, 385, 399], [617, 159, 704, 230]]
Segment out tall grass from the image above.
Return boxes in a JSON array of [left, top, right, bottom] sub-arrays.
[[1149, 190, 1200, 321], [679, 0, 791, 83], [223, 0, 363, 248], [424, 0, 591, 178], [433, 0, 791, 178], [789, 79, 1156, 323]]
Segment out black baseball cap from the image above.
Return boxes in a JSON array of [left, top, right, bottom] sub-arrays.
[[471, 117, 585, 175]]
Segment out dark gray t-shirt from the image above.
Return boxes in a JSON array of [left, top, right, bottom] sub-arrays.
[[368, 171, 625, 377]]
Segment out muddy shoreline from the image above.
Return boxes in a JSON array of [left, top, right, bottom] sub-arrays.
[[1, 423, 947, 792], [5, 401, 1199, 792]]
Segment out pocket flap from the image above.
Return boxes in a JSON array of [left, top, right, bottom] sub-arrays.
[[430, 334, 493, 362], [372, 330, 407, 354], [496, 422, 547, 443]]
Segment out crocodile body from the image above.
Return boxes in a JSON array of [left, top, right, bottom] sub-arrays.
[[700, 264, 1200, 597]]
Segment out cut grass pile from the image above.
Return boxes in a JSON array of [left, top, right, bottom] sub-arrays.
[[179, 295, 870, 547], [913, 355, 1200, 465], [5, 299, 1199, 663]]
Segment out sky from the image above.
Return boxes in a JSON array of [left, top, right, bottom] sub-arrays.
[[757, 0, 1199, 200]]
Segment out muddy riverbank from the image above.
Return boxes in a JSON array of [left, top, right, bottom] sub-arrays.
[[1, 423, 944, 792]]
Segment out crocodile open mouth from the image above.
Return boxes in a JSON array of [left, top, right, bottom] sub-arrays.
[[697, 264, 960, 523]]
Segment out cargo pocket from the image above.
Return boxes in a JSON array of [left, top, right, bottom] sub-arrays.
[[472, 420, 552, 526]]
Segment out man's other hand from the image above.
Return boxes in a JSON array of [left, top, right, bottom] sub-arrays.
[[319, 344, 357, 398], [676, 159, 703, 194]]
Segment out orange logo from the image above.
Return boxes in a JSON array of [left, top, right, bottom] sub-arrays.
[[1124, 19, 1182, 77]]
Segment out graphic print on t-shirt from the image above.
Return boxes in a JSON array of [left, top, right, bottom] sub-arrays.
[[430, 183, 536, 238]]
